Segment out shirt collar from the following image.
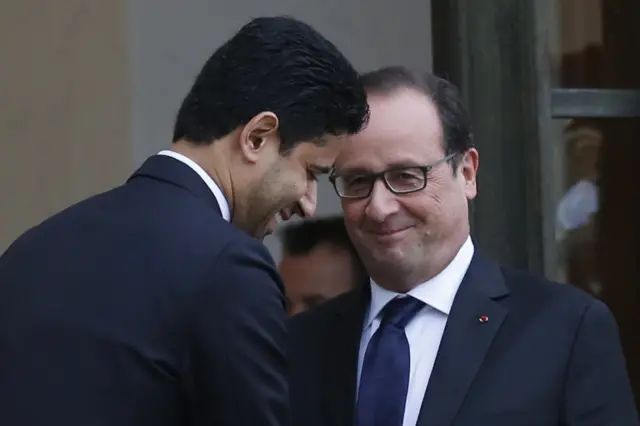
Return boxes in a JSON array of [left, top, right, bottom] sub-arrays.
[[157, 150, 231, 221], [365, 235, 474, 329]]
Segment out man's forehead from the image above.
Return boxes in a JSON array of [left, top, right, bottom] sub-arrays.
[[368, 88, 440, 124], [336, 136, 444, 173], [335, 91, 444, 171]]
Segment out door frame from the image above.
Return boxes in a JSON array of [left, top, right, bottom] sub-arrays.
[[432, 0, 545, 272]]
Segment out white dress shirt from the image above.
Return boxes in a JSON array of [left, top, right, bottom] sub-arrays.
[[157, 150, 231, 221], [357, 236, 474, 426]]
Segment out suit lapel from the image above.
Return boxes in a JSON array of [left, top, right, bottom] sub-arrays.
[[322, 286, 370, 426], [416, 253, 509, 426]]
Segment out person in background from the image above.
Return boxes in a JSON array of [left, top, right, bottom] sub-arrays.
[[288, 66, 638, 426], [278, 216, 368, 315], [556, 122, 603, 296], [0, 16, 369, 426]]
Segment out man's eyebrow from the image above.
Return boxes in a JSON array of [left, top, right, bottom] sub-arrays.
[[336, 162, 424, 175], [310, 165, 332, 174], [333, 167, 372, 175], [303, 294, 326, 305], [385, 161, 424, 169]]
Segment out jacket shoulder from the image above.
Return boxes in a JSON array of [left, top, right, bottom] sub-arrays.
[[500, 265, 597, 319]]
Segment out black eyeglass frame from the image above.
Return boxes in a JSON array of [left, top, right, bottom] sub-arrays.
[[329, 152, 458, 199]]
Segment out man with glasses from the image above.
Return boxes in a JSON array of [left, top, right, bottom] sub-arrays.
[[288, 67, 638, 426]]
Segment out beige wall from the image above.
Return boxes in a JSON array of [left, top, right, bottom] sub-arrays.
[[0, 0, 132, 252], [0, 0, 432, 256]]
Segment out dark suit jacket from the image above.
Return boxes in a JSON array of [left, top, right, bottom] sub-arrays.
[[289, 251, 639, 426], [0, 155, 289, 426]]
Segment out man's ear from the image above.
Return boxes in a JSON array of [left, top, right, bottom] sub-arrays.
[[460, 148, 479, 200], [238, 112, 280, 163]]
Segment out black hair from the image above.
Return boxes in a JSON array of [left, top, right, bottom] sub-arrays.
[[279, 216, 368, 286], [173, 16, 370, 153], [361, 66, 473, 168]]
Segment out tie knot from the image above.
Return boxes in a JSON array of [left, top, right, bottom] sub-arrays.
[[380, 296, 425, 328]]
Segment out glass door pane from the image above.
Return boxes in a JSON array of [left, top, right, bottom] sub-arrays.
[[544, 0, 640, 408]]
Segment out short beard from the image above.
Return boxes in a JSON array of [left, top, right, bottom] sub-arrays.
[[240, 162, 286, 238]]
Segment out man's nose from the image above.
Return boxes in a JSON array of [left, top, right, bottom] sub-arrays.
[[364, 180, 400, 221], [293, 180, 318, 218]]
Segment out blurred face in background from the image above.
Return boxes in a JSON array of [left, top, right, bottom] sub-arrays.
[[280, 243, 358, 315]]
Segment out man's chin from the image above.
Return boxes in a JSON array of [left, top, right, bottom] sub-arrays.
[[246, 212, 283, 241], [254, 223, 276, 241], [363, 238, 409, 263], [265, 214, 281, 236], [260, 228, 273, 241]]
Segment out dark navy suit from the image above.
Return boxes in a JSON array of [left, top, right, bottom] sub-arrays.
[[289, 252, 639, 426], [0, 155, 289, 426]]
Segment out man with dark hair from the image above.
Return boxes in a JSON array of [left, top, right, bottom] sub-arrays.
[[289, 67, 638, 426], [0, 16, 369, 426], [278, 216, 367, 315]]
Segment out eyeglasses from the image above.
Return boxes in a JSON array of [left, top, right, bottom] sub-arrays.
[[329, 153, 457, 199]]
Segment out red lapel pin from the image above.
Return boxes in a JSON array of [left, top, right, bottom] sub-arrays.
[[478, 315, 489, 323]]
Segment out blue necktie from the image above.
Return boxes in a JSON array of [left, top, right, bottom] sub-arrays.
[[356, 296, 425, 426]]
